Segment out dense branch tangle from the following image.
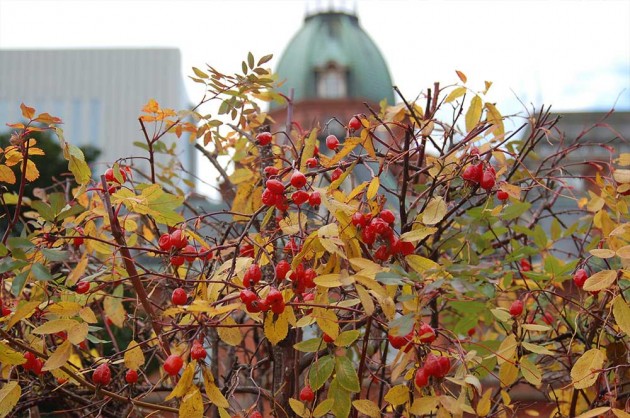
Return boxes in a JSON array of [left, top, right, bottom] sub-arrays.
[[0, 57, 628, 418]]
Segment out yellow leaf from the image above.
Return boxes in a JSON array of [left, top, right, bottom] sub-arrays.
[[400, 226, 436, 242], [444, 86, 466, 103], [7, 301, 40, 330], [410, 396, 439, 416], [166, 362, 194, 400], [79, 307, 98, 324], [314, 274, 342, 288], [0, 381, 21, 418], [0, 165, 16, 185], [571, 348, 606, 389], [384, 384, 409, 407], [300, 129, 318, 172], [367, 177, 380, 200], [217, 316, 243, 346], [124, 340, 145, 370], [46, 302, 82, 318], [422, 197, 447, 225], [485, 103, 504, 138], [0, 342, 26, 366], [406, 254, 440, 274], [179, 386, 204, 418], [313, 399, 334, 417], [355, 284, 374, 316], [612, 296, 630, 336], [616, 245, 630, 259], [24, 159, 39, 182], [67, 322, 88, 345], [20, 103, 36, 119], [613, 408, 630, 418], [476, 388, 492, 416], [498, 361, 518, 387], [465, 95, 483, 132], [520, 356, 542, 387], [583, 270, 617, 292], [496, 335, 517, 365], [589, 248, 616, 258], [313, 308, 339, 340], [265, 310, 289, 345], [352, 399, 381, 418], [575, 407, 611, 418], [103, 295, 125, 327], [289, 398, 308, 417], [42, 340, 72, 371], [202, 366, 230, 408], [32, 319, 79, 335]]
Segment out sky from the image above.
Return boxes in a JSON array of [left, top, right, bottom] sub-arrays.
[[1, 0, 629, 117]]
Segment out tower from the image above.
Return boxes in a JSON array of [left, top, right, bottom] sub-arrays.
[[269, 6, 395, 137]]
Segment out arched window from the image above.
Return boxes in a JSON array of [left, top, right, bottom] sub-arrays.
[[317, 64, 347, 98]]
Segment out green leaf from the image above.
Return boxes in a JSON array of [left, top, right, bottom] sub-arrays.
[[313, 399, 334, 417], [329, 378, 352, 418], [294, 338, 324, 353], [502, 200, 531, 221], [41, 248, 69, 262], [335, 356, 360, 392], [334, 330, 361, 347], [257, 54, 273, 66], [308, 355, 335, 391], [31, 263, 52, 281]]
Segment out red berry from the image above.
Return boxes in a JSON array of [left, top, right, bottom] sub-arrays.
[[240, 244, 254, 257], [271, 299, 286, 314], [470, 146, 480, 155], [542, 312, 554, 325], [325, 134, 339, 150], [397, 240, 415, 256], [261, 188, 278, 206], [200, 247, 213, 261], [182, 244, 197, 263], [374, 245, 390, 262], [163, 354, 184, 376], [415, 367, 429, 387], [331, 168, 343, 181], [361, 227, 376, 246], [266, 179, 285, 194], [424, 354, 441, 377], [171, 288, 187, 305], [480, 170, 496, 190], [266, 288, 283, 305], [306, 157, 318, 168], [462, 163, 483, 183], [292, 190, 309, 205], [105, 167, 126, 184], [573, 268, 588, 289], [509, 300, 524, 317], [159, 233, 173, 251], [256, 132, 272, 146], [23, 352, 37, 370], [467, 327, 476, 337], [308, 191, 321, 207], [418, 323, 437, 344], [125, 369, 138, 384], [275, 260, 291, 281], [264, 166, 279, 176], [290, 170, 307, 188], [75, 281, 90, 294], [497, 190, 509, 201], [93, 363, 111, 385], [437, 356, 450, 377], [73, 227, 84, 247], [323, 333, 334, 343], [300, 385, 315, 402], [284, 238, 300, 254], [348, 116, 362, 131], [170, 255, 185, 267], [240, 289, 258, 304], [249, 412, 263, 418], [520, 259, 531, 272], [170, 230, 188, 249], [387, 333, 411, 351], [379, 209, 395, 224], [351, 212, 367, 227], [303, 268, 316, 288], [244, 264, 262, 286], [190, 341, 207, 360]]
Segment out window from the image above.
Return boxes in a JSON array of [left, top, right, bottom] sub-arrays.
[[317, 65, 347, 98]]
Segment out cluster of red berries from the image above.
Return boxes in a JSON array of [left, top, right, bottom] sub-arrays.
[[262, 174, 321, 211], [388, 323, 437, 352], [414, 353, 450, 388], [352, 209, 414, 261], [92, 363, 112, 385], [190, 340, 207, 361], [158, 229, 213, 267], [239, 287, 286, 315], [23, 352, 44, 375], [288, 262, 317, 295], [462, 161, 496, 191]]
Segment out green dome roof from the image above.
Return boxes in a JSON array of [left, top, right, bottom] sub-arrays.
[[273, 11, 394, 107]]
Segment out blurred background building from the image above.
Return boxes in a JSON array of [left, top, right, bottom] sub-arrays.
[[0, 48, 194, 179]]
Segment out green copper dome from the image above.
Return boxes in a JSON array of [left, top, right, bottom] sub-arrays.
[[273, 11, 395, 107]]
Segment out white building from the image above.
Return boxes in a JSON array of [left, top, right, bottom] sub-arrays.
[[0, 48, 194, 180]]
